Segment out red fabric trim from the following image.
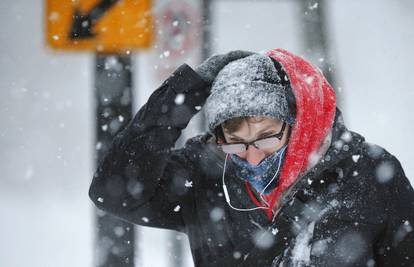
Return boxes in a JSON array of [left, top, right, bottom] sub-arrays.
[[260, 48, 337, 220], [244, 182, 275, 220]]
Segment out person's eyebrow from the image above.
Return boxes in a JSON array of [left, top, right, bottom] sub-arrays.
[[227, 127, 276, 141]]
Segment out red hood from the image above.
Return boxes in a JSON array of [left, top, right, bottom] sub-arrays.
[[261, 48, 337, 219]]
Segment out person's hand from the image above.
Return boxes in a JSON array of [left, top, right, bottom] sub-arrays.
[[195, 50, 255, 85]]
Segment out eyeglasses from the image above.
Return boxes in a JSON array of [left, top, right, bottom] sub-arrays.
[[218, 122, 286, 154]]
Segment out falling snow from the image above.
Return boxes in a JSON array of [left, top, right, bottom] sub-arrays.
[[209, 207, 224, 222], [253, 229, 275, 250], [352, 154, 361, 163], [375, 161, 395, 183], [309, 2, 319, 10], [174, 93, 185, 105], [184, 180, 193, 187]]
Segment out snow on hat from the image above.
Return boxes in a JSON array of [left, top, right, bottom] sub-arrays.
[[203, 53, 295, 132]]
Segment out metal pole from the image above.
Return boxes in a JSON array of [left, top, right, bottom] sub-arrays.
[[298, 0, 341, 105], [93, 53, 136, 267], [202, 0, 213, 60], [199, 0, 212, 131]]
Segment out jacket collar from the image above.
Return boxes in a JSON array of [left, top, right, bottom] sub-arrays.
[[269, 108, 365, 220]]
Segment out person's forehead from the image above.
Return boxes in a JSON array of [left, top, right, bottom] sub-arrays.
[[249, 117, 280, 124], [222, 117, 281, 135], [223, 117, 281, 128]]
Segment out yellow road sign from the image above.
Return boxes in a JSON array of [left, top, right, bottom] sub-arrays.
[[46, 0, 154, 52]]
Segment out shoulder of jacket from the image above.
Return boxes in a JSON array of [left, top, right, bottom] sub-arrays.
[[354, 141, 409, 191], [360, 141, 401, 166]]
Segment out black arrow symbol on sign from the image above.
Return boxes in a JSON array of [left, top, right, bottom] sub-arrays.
[[69, 0, 120, 40]]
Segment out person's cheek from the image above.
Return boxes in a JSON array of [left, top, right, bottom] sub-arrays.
[[236, 151, 247, 159]]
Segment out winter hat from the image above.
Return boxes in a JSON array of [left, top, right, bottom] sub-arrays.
[[203, 53, 295, 132]]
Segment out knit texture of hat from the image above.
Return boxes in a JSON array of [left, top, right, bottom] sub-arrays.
[[203, 53, 295, 132]]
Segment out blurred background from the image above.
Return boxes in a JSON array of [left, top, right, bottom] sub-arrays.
[[1, 0, 413, 266]]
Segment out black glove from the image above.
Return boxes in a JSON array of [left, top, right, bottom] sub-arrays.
[[140, 64, 209, 131], [195, 50, 256, 85]]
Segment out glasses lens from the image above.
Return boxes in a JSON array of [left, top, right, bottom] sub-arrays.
[[254, 137, 280, 150], [220, 144, 246, 154]]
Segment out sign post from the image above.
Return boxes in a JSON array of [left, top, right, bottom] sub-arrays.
[[46, 1, 153, 266], [93, 54, 135, 266]]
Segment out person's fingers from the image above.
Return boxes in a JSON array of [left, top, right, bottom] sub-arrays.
[[195, 50, 256, 84]]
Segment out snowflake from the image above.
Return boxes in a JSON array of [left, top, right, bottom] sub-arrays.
[[185, 180, 193, 188], [352, 154, 361, 163]]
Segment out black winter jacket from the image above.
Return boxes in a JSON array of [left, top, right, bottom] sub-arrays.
[[89, 64, 414, 267]]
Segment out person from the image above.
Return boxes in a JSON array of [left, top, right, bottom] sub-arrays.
[[88, 48, 414, 266]]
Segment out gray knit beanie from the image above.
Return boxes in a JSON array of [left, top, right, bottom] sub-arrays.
[[203, 53, 295, 132]]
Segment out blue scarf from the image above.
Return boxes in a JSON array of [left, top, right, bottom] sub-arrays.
[[230, 145, 287, 195]]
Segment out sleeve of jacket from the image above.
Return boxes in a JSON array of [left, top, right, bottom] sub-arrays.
[[376, 155, 414, 267], [88, 63, 209, 232]]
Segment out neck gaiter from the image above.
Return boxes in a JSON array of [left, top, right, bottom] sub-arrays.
[[230, 145, 287, 195]]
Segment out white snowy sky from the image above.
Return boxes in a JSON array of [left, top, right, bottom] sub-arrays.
[[1, 0, 413, 267]]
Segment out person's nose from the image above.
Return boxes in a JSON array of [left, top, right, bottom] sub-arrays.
[[244, 145, 266, 166]]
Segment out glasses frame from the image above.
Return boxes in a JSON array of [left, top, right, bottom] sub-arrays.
[[217, 122, 287, 154]]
